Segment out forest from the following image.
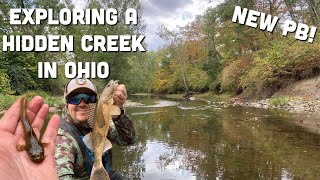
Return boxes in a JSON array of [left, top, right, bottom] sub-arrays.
[[1, 0, 319, 100]]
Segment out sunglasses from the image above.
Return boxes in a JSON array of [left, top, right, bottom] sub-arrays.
[[67, 94, 97, 105]]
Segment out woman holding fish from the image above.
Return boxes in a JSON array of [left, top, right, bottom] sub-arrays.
[[54, 78, 136, 180]]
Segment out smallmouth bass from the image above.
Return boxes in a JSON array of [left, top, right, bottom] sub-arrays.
[[90, 80, 121, 180]]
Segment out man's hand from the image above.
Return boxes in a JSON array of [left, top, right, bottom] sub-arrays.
[[0, 96, 60, 180], [113, 84, 127, 109]]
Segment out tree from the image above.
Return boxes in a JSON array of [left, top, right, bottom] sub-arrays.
[[157, 25, 192, 98]]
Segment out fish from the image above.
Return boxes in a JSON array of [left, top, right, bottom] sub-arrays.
[[90, 80, 121, 180], [18, 97, 45, 163]]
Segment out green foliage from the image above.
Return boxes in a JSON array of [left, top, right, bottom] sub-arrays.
[[124, 53, 156, 93], [202, 49, 222, 83], [0, 72, 14, 94], [0, 0, 73, 95], [152, 0, 320, 98], [8, 65, 36, 94], [220, 57, 251, 93], [1, 0, 319, 101], [270, 97, 291, 107], [241, 39, 320, 96], [70, 0, 146, 93], [241, 57, 274, 94], [0, 91, 64, 111], [23, 91, 64, 107], [0, 0, 148, 96], [0, 94, 17, 111], [188, 69, 210, 92], [1, 51, 38, 95]]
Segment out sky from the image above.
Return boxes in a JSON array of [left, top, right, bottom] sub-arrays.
[[140, 0, 220, 51], [73, 0, 221, 51]]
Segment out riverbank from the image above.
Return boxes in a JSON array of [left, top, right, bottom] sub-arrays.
[[230, 97, 320, 115], [0, 92, 63, 114], [165, 93, 320, 115], [1, 92, 319, 134], [1, 89, 319, 121], [2, 92, 319, 116], [165, 75, 320, 117], [162, 92, 320, 133]]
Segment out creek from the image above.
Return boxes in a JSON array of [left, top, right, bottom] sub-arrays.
[[1, 95, 319, 179], [112, 95, 320, 179]]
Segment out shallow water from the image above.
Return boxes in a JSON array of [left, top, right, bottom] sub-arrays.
[[112, 95, 320, 179], [1, 95, 319, 179]]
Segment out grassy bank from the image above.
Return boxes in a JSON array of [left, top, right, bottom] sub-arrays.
[[0, 91, 64, 111]]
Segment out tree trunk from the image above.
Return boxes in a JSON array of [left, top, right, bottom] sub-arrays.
[[307, 0, 320, 26], [284, 0, 298, 22], [177, 47, 191, 99]]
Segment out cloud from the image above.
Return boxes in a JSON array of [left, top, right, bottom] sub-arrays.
[[142, 0, 220, 51], [72, 0, 220, 51], [141, 0, 193, 18]]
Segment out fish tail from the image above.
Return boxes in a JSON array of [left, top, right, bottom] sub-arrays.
[[90, 164, 110, 180]]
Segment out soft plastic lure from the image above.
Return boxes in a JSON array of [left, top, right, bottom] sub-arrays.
[[20, 97, 45, 163]]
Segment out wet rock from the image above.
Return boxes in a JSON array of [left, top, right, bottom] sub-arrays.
[[246, 117, 259, 122], [217, 102, 226, 105]]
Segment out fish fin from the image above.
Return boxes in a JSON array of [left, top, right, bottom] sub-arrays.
[[84, 134, 112, 153], [90, 164, 110, 180], [16, 144, 25, 151], [16, 137, 26, 151], [105, 139, 112, 151], [110, 105, 121, 116], [82, 132, 94, 151]]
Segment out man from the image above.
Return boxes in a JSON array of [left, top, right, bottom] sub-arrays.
[[0, 96, 60, 180], [54, 78, 135, 180]]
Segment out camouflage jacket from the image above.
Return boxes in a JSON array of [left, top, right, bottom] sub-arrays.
[[54, 114, 136, 180]]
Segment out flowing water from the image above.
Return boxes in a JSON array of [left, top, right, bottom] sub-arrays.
[[1, 95, 319, 179], [112, 95, 320, 180]]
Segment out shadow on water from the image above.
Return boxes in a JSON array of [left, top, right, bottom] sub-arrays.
[[113, 95, 320, 180]]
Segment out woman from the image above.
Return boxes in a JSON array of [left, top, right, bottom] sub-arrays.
[[54, 78, 135, 180]]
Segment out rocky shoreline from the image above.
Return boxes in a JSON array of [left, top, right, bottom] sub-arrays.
[[47, 96, 318, 131], [230, 98, 320, 115], [224, 97, 320, 129], [2, 98, 320, 117]]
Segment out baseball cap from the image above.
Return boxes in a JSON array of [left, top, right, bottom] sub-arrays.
[[64, 78, 97, 97]]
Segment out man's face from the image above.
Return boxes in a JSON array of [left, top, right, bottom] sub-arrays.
[[66, 88, 96, 123]]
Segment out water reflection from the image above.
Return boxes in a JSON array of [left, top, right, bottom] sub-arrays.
[[281, 168, 294, 180], [112, 96, 320, 179], [142, 140, 197, 180], [2, 95, 317, 179]]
